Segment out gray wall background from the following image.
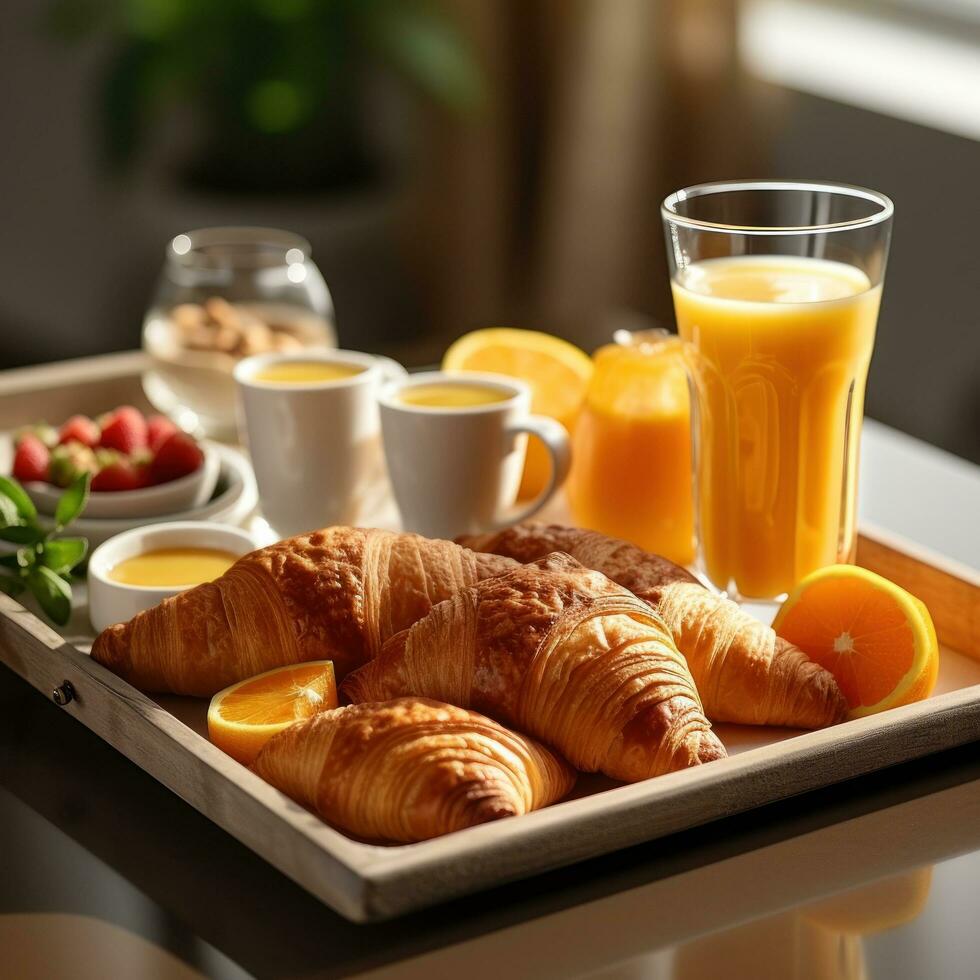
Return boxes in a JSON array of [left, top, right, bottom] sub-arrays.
[[0, 1, 977, 463]]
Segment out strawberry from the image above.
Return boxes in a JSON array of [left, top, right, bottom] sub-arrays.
[[14, 423, 58, 449], [146, 414, 178, 453], [130, 447, 154, 469], [98, 406, 148, 454], [95, 447, 123, 470], [12, 434, 50, 483], [150, 431, 204, 484], [48, 441, 98, 487], [91, 459, 148, 492], [58, 414, 100, 448]]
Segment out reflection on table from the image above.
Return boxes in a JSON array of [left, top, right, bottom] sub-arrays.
[[360, 777, 980, 980], [673, 867, 932, 980], [2, 664, 979, 980]]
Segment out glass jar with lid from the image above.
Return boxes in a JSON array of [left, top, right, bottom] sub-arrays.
[[142, 227, 336, 438]]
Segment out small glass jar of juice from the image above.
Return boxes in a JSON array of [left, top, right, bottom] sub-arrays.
[[567, 330, 695, 566]]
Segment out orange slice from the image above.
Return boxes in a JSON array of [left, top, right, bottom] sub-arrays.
[[772, 565, 939, 719], [207, 661, 337, 766], [443, 328, 592, 499]]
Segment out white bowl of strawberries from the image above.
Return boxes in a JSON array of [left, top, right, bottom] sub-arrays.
[[12, 406, 220, 520]]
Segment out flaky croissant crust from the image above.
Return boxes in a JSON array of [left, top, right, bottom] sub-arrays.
[[91, 526, 516, 696], [251, 697, 576, 842], [344, 553, 725, 782], [461, 523, 698, 601], [459, 524, 847, 728]]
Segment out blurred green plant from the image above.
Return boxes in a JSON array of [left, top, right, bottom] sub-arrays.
[[0, 474, 90, 626], [45, 0, 485, 192]]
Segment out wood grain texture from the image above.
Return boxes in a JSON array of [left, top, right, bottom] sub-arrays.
[[857, 524, 980, 661]]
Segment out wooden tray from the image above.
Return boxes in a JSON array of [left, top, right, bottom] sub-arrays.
[[1, 355, 979, 922]]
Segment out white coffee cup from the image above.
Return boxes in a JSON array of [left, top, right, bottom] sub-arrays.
[[379, 371, 571, 540], [234, 350, 406, 537]]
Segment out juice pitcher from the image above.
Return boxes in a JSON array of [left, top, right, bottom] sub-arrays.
[[567, 329, 695, 566]]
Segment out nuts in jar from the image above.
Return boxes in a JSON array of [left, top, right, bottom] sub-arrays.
[[169, 298, 306, 359]]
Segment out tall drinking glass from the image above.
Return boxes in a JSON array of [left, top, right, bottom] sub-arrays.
[[662, 180, 893, 600]]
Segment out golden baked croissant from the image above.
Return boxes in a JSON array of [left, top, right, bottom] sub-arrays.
[[252, 697, 575, 842], [458, 525, 846, 728], [91, 527, 516, 696], [343, 554, 726, 782]]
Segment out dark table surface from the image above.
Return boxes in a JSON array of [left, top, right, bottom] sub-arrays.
[[3, 663, 980, 980]]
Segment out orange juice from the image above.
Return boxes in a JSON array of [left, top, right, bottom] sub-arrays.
[[252, 361, 364, 384], [672, 255, 881, 598], [567, 337, 695, 565], [398, 382, 511, 408]]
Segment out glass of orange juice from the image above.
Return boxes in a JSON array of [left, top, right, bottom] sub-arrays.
[[662, 180, 893, 600]]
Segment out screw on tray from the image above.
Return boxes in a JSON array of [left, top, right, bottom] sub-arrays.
[[51, 681, 75, 706]]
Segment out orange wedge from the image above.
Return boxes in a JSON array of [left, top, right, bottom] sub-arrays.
[[443, 328, 592, 499], [772, 565, 939, 719], [207, 661, 337, 766]]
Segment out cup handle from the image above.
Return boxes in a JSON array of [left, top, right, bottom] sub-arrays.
[[493, 415, 572, 530]]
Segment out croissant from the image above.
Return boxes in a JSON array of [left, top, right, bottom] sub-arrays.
[[251, 697, 575, 842], [91, 527, 516, 696], [458, 525, 847, 728], [343, 554, 726, 782]]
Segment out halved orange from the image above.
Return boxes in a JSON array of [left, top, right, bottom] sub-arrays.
[[207, 661, 337, 766], [772, 565, 939, 719], [443, 328, 593, 499]]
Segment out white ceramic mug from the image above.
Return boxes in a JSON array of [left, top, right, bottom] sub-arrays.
[[379, 371, 571, 540], [234, 350, 406, 537]]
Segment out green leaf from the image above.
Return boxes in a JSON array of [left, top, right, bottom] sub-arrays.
[[55, 472, 92, 529], [0, 551, 34, 571], [0, 525, 42, 545], [0, 475, 38, 523], [0, 492, 18, 528], [41, 537, 88, 575], [27, 566, 72, 626], [0, 573, 25, 598]]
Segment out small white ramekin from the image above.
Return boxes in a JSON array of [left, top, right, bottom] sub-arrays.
[[88, 521, 257, 634]]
